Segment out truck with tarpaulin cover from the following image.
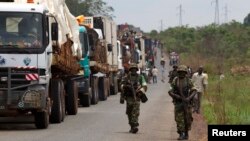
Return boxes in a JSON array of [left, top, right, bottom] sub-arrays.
[[79, 16, 119, 103], [117, 24, 146, 71]]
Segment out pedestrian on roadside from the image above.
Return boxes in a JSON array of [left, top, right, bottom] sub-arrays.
[[160, 56, 166, 82], [152, 66, 159, 83], [168, 65, 197, 140], [120, 63, 148, 134], [168, 65, 178, 84], [160, 56, 166, 68], [191, 66, 208, 114], [147, 68, 153, 84]]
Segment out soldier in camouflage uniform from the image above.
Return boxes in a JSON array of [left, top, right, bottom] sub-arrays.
[[120, 63, 148, 134], [168, 65, 197, 140]]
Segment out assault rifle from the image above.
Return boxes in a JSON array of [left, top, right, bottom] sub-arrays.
[[129, 81, 137, 100], [129, 81, 148, 103]]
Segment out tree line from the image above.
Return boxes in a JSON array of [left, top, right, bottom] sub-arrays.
[[65, 0, 114, 19], [149, 16, 250, 74]]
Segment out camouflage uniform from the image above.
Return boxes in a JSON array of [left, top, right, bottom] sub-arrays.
[[120, 64, 147, 134], [168, 65, 197, 140]]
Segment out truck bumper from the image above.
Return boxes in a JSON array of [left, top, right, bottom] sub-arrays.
[[0, 89, 47, 116]]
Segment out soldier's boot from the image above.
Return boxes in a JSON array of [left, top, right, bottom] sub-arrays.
[[130, 123, 139, 134], [131, 126, 138, 134], [177, 132, 186, 140], [184, 131, 189, 139], [129, 127, 133, 133], [129, 126, 134, 133]]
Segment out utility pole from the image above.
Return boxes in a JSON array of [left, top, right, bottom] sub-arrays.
[[160, 20, 163, 32], [212, 0, 220, 25], [223, 4, 228, 23], [177, 4, 183, 26]]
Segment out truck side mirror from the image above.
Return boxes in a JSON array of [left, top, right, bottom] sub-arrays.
[[140, 55, 142, 60], [107, 44, 112, 52], [51, 22, 58, 41]]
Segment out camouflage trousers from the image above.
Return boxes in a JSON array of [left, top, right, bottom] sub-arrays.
[[174, 103, 193, 133], [126, 97, 140, 127]]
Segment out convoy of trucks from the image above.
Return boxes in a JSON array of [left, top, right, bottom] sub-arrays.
[[0, 0, 156, 129]]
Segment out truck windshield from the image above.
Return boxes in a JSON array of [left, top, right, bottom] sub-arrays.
[[0, 13, 43, 49]]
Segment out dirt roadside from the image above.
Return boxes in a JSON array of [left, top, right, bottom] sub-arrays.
[[190, 113, 208, 141]]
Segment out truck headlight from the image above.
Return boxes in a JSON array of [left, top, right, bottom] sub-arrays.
[[22, 90, 42, 107], [23, 90, 41, 101], [0, 77, 7, 82]]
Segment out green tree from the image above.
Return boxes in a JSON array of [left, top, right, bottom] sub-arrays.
[[149, 30, 158, 38], [65, 0, 114, 19], [243, 13, 250, 26]]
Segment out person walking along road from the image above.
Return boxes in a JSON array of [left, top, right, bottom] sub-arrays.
[[191, 66, 208, 114], [168, 65, 197, 140], [120, 63, 148, 134], [152, 66, 159, 83]]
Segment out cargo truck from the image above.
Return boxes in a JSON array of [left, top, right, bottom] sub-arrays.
[[78, 16, 119, 105], [0, 0, 83, 129]]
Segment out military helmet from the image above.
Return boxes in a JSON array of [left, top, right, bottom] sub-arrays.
[[177, 65, 188, 73], [129, 63, 139, 71], [173, 65, 178, 69]]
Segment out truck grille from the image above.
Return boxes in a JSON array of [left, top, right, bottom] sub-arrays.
[[0, 68, 39, 90]]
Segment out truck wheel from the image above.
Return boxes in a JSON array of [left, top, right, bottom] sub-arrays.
[[49, 79, 63, 123], [117, 78, 121, 92], [110, 85, 115, 95], [98, 77, 107, 101], [80, 88, 91, 107], [105, 77, 110, 97], [66, 79, 78, 115], [58, 80, 65, 121], [114, 75, 118, 94], [34, 111, 49, 129], [91, 77, 98, 104]]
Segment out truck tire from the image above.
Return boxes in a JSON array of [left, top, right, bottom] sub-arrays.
[[98, 77, 107, 101], [80, 88, 91, 107], [117, 78, 121, 93], [110, 75, 118, 95], [34, 111, 49, 129], [58, 80, 65, 121], [105, 77, 110, 97], [66, 79, 78, 115], [91, 77, 98, 105], [114, 75, 118, 94], [49, 79, 63, 123], [110, 85, 115, 95]]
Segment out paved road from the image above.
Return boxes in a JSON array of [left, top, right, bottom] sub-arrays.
[[0, 49, 180, 141]]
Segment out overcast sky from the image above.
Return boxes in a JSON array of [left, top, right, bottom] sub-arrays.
[[103, 0, 250, 32]]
